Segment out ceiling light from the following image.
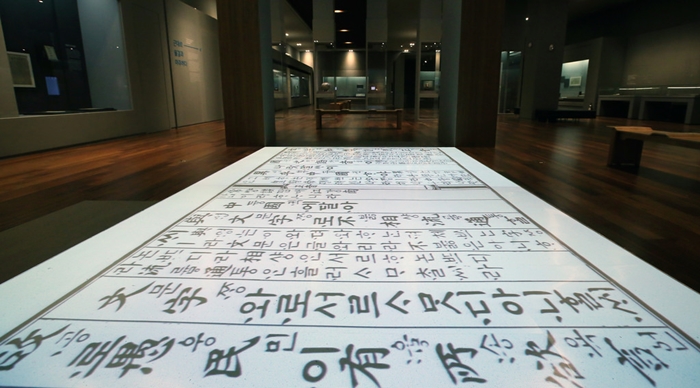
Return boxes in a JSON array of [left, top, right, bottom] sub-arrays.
[[403, 49, 409, 53], [285, 33, 289, 36], [345, 42, 352, 44], [334, 9, 344, 13], [525, 17, 529, 21], [339, 29, 349, 32], [409, 43, 415, 47], [296, 43, 302, 46], [349, 50, 353, 52]]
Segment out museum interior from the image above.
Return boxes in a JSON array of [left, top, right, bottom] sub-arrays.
[[0, 0, 699, 295]]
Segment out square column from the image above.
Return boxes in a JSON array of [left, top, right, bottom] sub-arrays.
[[439, 0, 505, 147], [217, 0, 275, 146]]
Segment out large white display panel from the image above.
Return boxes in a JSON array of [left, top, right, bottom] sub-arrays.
[[0, 147, 698, 387]]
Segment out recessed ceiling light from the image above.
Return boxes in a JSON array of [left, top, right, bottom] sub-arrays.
[[334, 9, 344, 13], [349, 50, 353, 52], [285, 33, 289, 36], [339, 29, 349, 32], [345, 42, 353, 44], [297, 43, 302, 46], [403, 50, 409, 53]]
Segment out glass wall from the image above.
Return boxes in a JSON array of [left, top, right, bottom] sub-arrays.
[[560, 59, 589, 99], [316, 48, 336, 109], [316, 49, 367, 109], [290, 70, 311, 108], [367, 42, 387, 108], [290, 74, 300, 98], [273, 68, 287, 110], [498, 51, 522, 114], [271, 44, 313, 111], [326, 76, 366, 97], [0, 0, 131, 115], [419, 42, 440, 119]]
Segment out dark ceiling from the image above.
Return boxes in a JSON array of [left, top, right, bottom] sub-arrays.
[[285, 0, 646, 50], [287, 0, 644, 30]]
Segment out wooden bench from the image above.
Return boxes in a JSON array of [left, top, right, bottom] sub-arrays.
[[535, 109, 596, 122], [608, 126, 700, 169], [328, 100, 352, 110], [316, 109, 403, 130]]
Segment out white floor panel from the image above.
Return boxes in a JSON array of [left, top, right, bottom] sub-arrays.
[[0, 147, 698, 387]]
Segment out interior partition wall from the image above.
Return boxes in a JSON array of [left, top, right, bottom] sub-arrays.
[[0, 0, 175, 158]]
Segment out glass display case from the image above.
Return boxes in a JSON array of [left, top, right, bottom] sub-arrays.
[[498, 51, 521, 114], [559, 59, 589, 99], [0, 0, 131, 115]]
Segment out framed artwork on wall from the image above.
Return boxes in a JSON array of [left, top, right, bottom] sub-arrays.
[[7, 52, 36, 88], [569, 76, 582, 87]]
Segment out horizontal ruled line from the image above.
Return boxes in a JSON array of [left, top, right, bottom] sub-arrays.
[[100, 276, 608, 284], [38, 317, 668, 331], [141, 247, 569, 253]]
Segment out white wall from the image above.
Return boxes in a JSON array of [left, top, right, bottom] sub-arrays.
[[0, 17, 19, 118], [166, 0, 223, 127]]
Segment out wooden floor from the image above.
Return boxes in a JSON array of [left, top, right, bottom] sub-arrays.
[[1, 106, 699, 294]]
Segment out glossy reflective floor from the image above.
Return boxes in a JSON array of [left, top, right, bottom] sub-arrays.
[[0, 107, 699, 295]]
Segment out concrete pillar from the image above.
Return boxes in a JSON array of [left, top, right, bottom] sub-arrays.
[[439, 0, 505, 147], [217, 0, 275, 146], [519, 0, 568, 120]]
